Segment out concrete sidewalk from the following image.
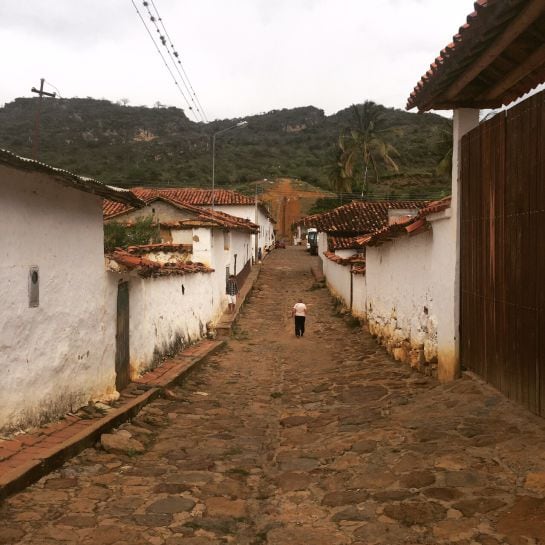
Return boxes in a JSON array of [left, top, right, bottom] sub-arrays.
[[0, 339, 224, 502]]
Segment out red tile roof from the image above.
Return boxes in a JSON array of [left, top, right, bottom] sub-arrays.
[[323, 251, 365, 267], [407, 0, 545, 111], [328, 236, 367, 251], [125, 243, 192, 254], [354, 197, 451, 248], [107, 249, 213, 278], [104, 190, 258, 232], [300, 200, 429, 236], [1, 148, 144, 207]]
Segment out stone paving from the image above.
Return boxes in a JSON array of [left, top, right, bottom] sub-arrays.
[[1, 246, 545, 544]]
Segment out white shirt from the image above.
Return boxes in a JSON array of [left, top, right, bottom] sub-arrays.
[[293, 303, 307, 316]]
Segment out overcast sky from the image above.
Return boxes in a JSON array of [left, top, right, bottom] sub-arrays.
[[0, 0, 474, 121]]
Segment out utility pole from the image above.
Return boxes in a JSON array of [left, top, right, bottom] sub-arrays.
[[31, 78, 56, 160]]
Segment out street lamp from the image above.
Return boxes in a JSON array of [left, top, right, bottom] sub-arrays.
[[211, 120, 247, 209]]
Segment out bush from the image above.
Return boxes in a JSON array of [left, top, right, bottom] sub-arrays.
[[104, 216, 160, 251]]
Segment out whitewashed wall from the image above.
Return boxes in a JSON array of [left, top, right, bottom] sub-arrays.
[[214, 204, 274, 255], [322, 258, 352, 308], [107, 270, 223, 376], [229, 231, 251, 276], [365, 215, 451, 375], [0, 167, 116, 432], [352, 273, 367, 319]]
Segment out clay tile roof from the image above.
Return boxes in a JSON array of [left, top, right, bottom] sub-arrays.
[[103, 187, 260, 231], [323, 251, 365, 267], [161, 188, 255, 206], [107, 249, 213, 278], [0, 148, 144, 207], [125, 243, 192, 254], [353, 196, 451, 247], [300, 200, 429, 236], [328, 236, 367, 251], [407, 0, 545, 111]]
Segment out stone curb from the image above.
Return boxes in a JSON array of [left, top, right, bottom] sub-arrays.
[[0, 339, 225, 502]]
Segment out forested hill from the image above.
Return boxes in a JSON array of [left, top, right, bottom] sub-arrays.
[[0, 97, 451, 197]]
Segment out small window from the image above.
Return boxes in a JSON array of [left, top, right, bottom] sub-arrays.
[[29, 266, 39, 308]]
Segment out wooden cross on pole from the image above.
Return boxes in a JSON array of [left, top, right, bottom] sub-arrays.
[[31, 78, 56, 160]]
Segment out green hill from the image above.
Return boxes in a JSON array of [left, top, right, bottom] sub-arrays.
[[0, 97, 451, 197]]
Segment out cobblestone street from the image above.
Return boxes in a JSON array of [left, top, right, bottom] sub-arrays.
[[2, 246, 545, 544]]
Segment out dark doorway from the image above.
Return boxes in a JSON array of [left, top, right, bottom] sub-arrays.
[[115, 281, 130, 391]]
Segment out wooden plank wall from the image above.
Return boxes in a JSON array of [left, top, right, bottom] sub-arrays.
[[460, 89, 545, 416]]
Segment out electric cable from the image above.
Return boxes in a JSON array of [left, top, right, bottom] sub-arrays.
[[130, 0, 200, 122], [146, 0, 208, 122]]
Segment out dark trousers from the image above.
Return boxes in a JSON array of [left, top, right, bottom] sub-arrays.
[[294, 316, 306, 337]]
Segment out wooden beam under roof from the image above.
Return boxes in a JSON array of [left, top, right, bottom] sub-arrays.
[[444, 0, 545, 102], [480, 42, 545, 100]]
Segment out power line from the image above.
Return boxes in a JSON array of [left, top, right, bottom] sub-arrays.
[[130, 0, 200, 122], [145, 0, 208, 122]]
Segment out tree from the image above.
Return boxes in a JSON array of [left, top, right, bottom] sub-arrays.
[[337, 102, 400, 195], [325, 145, 352, 195]]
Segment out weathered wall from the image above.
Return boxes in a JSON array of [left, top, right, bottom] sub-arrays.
[[366, 216, 451, 375], [106, 201, 195, 224], [107, 270, 222, 377], [0, 167, 116, 432], [229, 231, 251, 276]]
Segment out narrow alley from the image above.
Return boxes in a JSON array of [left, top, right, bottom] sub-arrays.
[[1, 247, 545, 544]]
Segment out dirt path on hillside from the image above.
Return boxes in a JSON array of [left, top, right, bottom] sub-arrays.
[[1, 246, 545, 544]]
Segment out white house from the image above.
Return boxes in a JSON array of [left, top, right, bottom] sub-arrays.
[[107, 188, 275, 262], [0, 149, 143, 433], [298, 200, 427, 316]]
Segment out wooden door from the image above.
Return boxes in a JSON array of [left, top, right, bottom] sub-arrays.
[[115, 282, 130, 391]]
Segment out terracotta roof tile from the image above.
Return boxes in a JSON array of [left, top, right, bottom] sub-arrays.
[[1, 148, 144, 207], [104, 190, 259, 232], [328, 236, 367, 250], [300, 200, 429, 235], [407, 0, 545, 111], [353, 196, 451, 247], [323, 251, 365, 267], [107, 249, 213, 278]]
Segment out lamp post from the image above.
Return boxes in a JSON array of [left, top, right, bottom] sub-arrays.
[[211, 121, 247, 209]]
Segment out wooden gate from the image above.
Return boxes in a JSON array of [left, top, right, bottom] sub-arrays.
[[460, 90, 545, 416], [115, 281, 130, 391]]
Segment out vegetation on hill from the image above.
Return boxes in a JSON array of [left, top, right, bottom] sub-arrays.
[[0, 97, 452, 198]]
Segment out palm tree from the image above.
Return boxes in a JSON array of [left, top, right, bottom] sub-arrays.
[[338, 102, 400, 196], [325, 145, 352, 200]]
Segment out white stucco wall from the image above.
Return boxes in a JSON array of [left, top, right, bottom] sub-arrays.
[[352, 273, 367, 319], [211, 204, 274, 257], [107, 270, 223, 377], [0, 167, 116, 432], [323, 258, 352, 308], [229, 231, 251, 276], [365, 215, 452, 375]]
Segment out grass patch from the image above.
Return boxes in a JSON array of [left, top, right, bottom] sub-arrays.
[[270, 391, 283, 399]]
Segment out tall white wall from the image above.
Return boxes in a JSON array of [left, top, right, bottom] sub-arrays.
[[107, 271, 223, 377], [229, 231, 251, 276], [366, 216, 452, 376], [0, 167, 116, 432]]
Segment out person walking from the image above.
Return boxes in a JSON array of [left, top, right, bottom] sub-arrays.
[[226, 274, 239, 313], [291, 298, 307, 337]]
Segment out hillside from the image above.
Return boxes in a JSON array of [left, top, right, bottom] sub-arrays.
[[0, 97, 452, 197]]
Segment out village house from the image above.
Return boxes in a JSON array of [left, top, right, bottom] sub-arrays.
[[102, 197, 259, 384], [298, 200, 428, 318], [0, 148, 144, 433], [104, 187, 275, 262]]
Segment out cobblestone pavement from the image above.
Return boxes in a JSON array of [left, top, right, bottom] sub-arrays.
[[2, 246, 545, 544]]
